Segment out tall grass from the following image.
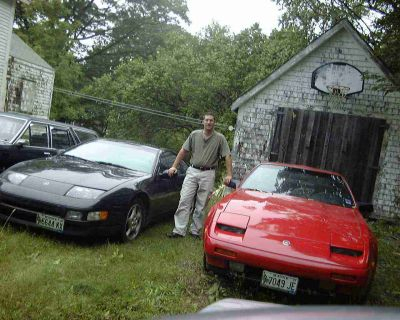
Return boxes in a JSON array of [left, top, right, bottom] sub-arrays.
[[0, 221, 209, 320], [0, 217, 399, 319]]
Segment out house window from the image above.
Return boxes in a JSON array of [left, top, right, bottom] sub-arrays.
[[6, 79, 37, 114], [20, 79, 37, 114]]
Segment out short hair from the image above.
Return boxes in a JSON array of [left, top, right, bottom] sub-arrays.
[[203, 110, 215, 120]]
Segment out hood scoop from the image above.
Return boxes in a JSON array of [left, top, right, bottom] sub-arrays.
[[215, 212, 250, 238]]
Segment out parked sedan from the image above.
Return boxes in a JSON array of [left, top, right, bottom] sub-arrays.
[[203, 162, 377, 302], [0, 112, 98, 172], [0, 139, 187, 242]]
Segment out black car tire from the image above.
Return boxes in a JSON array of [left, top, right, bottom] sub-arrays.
[[120, 198, 146, 242]]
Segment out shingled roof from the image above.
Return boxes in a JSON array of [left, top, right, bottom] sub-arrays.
[[9, 33, 53, 70]]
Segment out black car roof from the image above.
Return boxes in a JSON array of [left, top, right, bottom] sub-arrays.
[[0, 112, 97, 134]]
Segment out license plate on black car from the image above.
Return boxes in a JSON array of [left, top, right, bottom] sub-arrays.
[[36, 213, 64, 232]]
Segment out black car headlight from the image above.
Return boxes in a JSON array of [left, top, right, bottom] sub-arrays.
[[65, 186, 104, 199], [65, 210, 109, 221]]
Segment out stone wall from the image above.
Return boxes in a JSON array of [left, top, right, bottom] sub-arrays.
[[6, 56, 54, 119], [0, 0, 15, 111], [232, 28, 400, 218]]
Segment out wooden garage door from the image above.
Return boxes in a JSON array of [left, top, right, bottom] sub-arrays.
[[269, 108, 387, 203]]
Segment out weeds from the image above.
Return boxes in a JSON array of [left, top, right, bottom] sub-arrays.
[[0, 217, 399, 319]]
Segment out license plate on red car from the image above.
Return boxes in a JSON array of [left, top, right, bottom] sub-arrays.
[[261, 270, 299, 295], [36, 213, 64, 232]]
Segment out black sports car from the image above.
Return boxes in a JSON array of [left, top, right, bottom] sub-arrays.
[[0, 139, 187, 242]]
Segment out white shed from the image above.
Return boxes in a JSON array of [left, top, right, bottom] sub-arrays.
[[230, 20, 400, 219]]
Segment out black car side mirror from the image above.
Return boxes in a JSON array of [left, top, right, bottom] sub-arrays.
[[15, 139, 27, 148]]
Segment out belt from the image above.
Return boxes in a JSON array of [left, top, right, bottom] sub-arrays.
[[191, 165, 216, 171]]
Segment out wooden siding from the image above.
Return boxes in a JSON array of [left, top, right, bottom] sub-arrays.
[[269, 107, 387, 203]]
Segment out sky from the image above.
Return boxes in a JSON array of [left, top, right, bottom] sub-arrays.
[[184, 0, 282, 35]]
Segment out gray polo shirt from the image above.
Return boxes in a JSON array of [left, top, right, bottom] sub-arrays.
[[182, 129, 230, 168]]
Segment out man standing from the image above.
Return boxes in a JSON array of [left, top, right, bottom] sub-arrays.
[[167, 111, 232, 238]]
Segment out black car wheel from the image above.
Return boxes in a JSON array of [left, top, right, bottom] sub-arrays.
[[121, 199, 145, 242]]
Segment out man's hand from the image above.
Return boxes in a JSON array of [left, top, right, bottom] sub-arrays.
[[223, 175, 232, 186], [168, 167, 178, 177]]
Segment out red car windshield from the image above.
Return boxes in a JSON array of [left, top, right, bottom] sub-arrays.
[[241, 164, 355, 208]]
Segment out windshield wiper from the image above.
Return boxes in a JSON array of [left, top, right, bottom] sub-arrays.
[[95, 161, 131, 170]]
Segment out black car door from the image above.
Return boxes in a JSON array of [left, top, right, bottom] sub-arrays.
[[7, 122, 55, 168], [150, 151, 183, 215]]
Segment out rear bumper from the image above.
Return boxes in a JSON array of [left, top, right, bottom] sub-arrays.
[[204, 234, 372, 296]]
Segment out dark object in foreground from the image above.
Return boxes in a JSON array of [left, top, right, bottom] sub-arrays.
[[0, 139, 187, 242], [160, 298, 399, 320], [0, 112, 98, 172], [203, 162, 378, 302]]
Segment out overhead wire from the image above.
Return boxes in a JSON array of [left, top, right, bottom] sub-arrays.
[[54, 87, 231, 130]]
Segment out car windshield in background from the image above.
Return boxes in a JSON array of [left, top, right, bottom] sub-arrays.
[[64, 140, 157, 173], [241, 164, 354, 208], [0, 116, 26, 142]]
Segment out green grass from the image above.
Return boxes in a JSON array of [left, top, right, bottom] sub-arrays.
[[0, 218, 399, 319], [367, 220, 400, 305]]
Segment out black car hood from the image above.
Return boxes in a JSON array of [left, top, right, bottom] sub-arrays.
[[9, 156, 149, 191]]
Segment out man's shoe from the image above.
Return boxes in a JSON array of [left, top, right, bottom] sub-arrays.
[[189, 232, 201, 240], [166, 232, 184, 238]]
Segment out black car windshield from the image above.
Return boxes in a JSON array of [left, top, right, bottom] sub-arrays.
[[0, 116, 26, 142], [241, 164, 355, 208], [64, 140, 157, 174]]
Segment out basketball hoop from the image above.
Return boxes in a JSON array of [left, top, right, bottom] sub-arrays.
[[326, 85, 350, 109]]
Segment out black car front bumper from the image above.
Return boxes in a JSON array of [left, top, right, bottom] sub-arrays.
[[0, 200, 121, 238]]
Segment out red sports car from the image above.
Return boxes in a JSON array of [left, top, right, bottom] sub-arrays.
[[203, 162, 377, 302]]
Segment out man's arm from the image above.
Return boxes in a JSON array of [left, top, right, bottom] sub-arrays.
[[223, 154, 233, 185], [168, 148, 188, 177]]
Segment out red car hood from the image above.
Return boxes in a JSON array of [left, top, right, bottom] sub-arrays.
[[214, 189, 365, 263]]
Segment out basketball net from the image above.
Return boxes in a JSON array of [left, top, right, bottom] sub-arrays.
[[326, 85, 350, 109]]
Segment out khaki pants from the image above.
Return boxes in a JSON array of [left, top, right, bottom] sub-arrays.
[[173, 166, 215, 236]]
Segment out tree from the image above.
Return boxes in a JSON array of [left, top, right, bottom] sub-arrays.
[[79, 0, 189, 79], [80, 23, 306, 149], [14, 0, 190, 121], [14, 1, 85, 121]]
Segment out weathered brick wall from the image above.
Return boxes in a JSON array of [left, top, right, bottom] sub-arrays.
[[232, 28, 400, 218], [0, 0, 15, 111], [6, 56, 54, 119]]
